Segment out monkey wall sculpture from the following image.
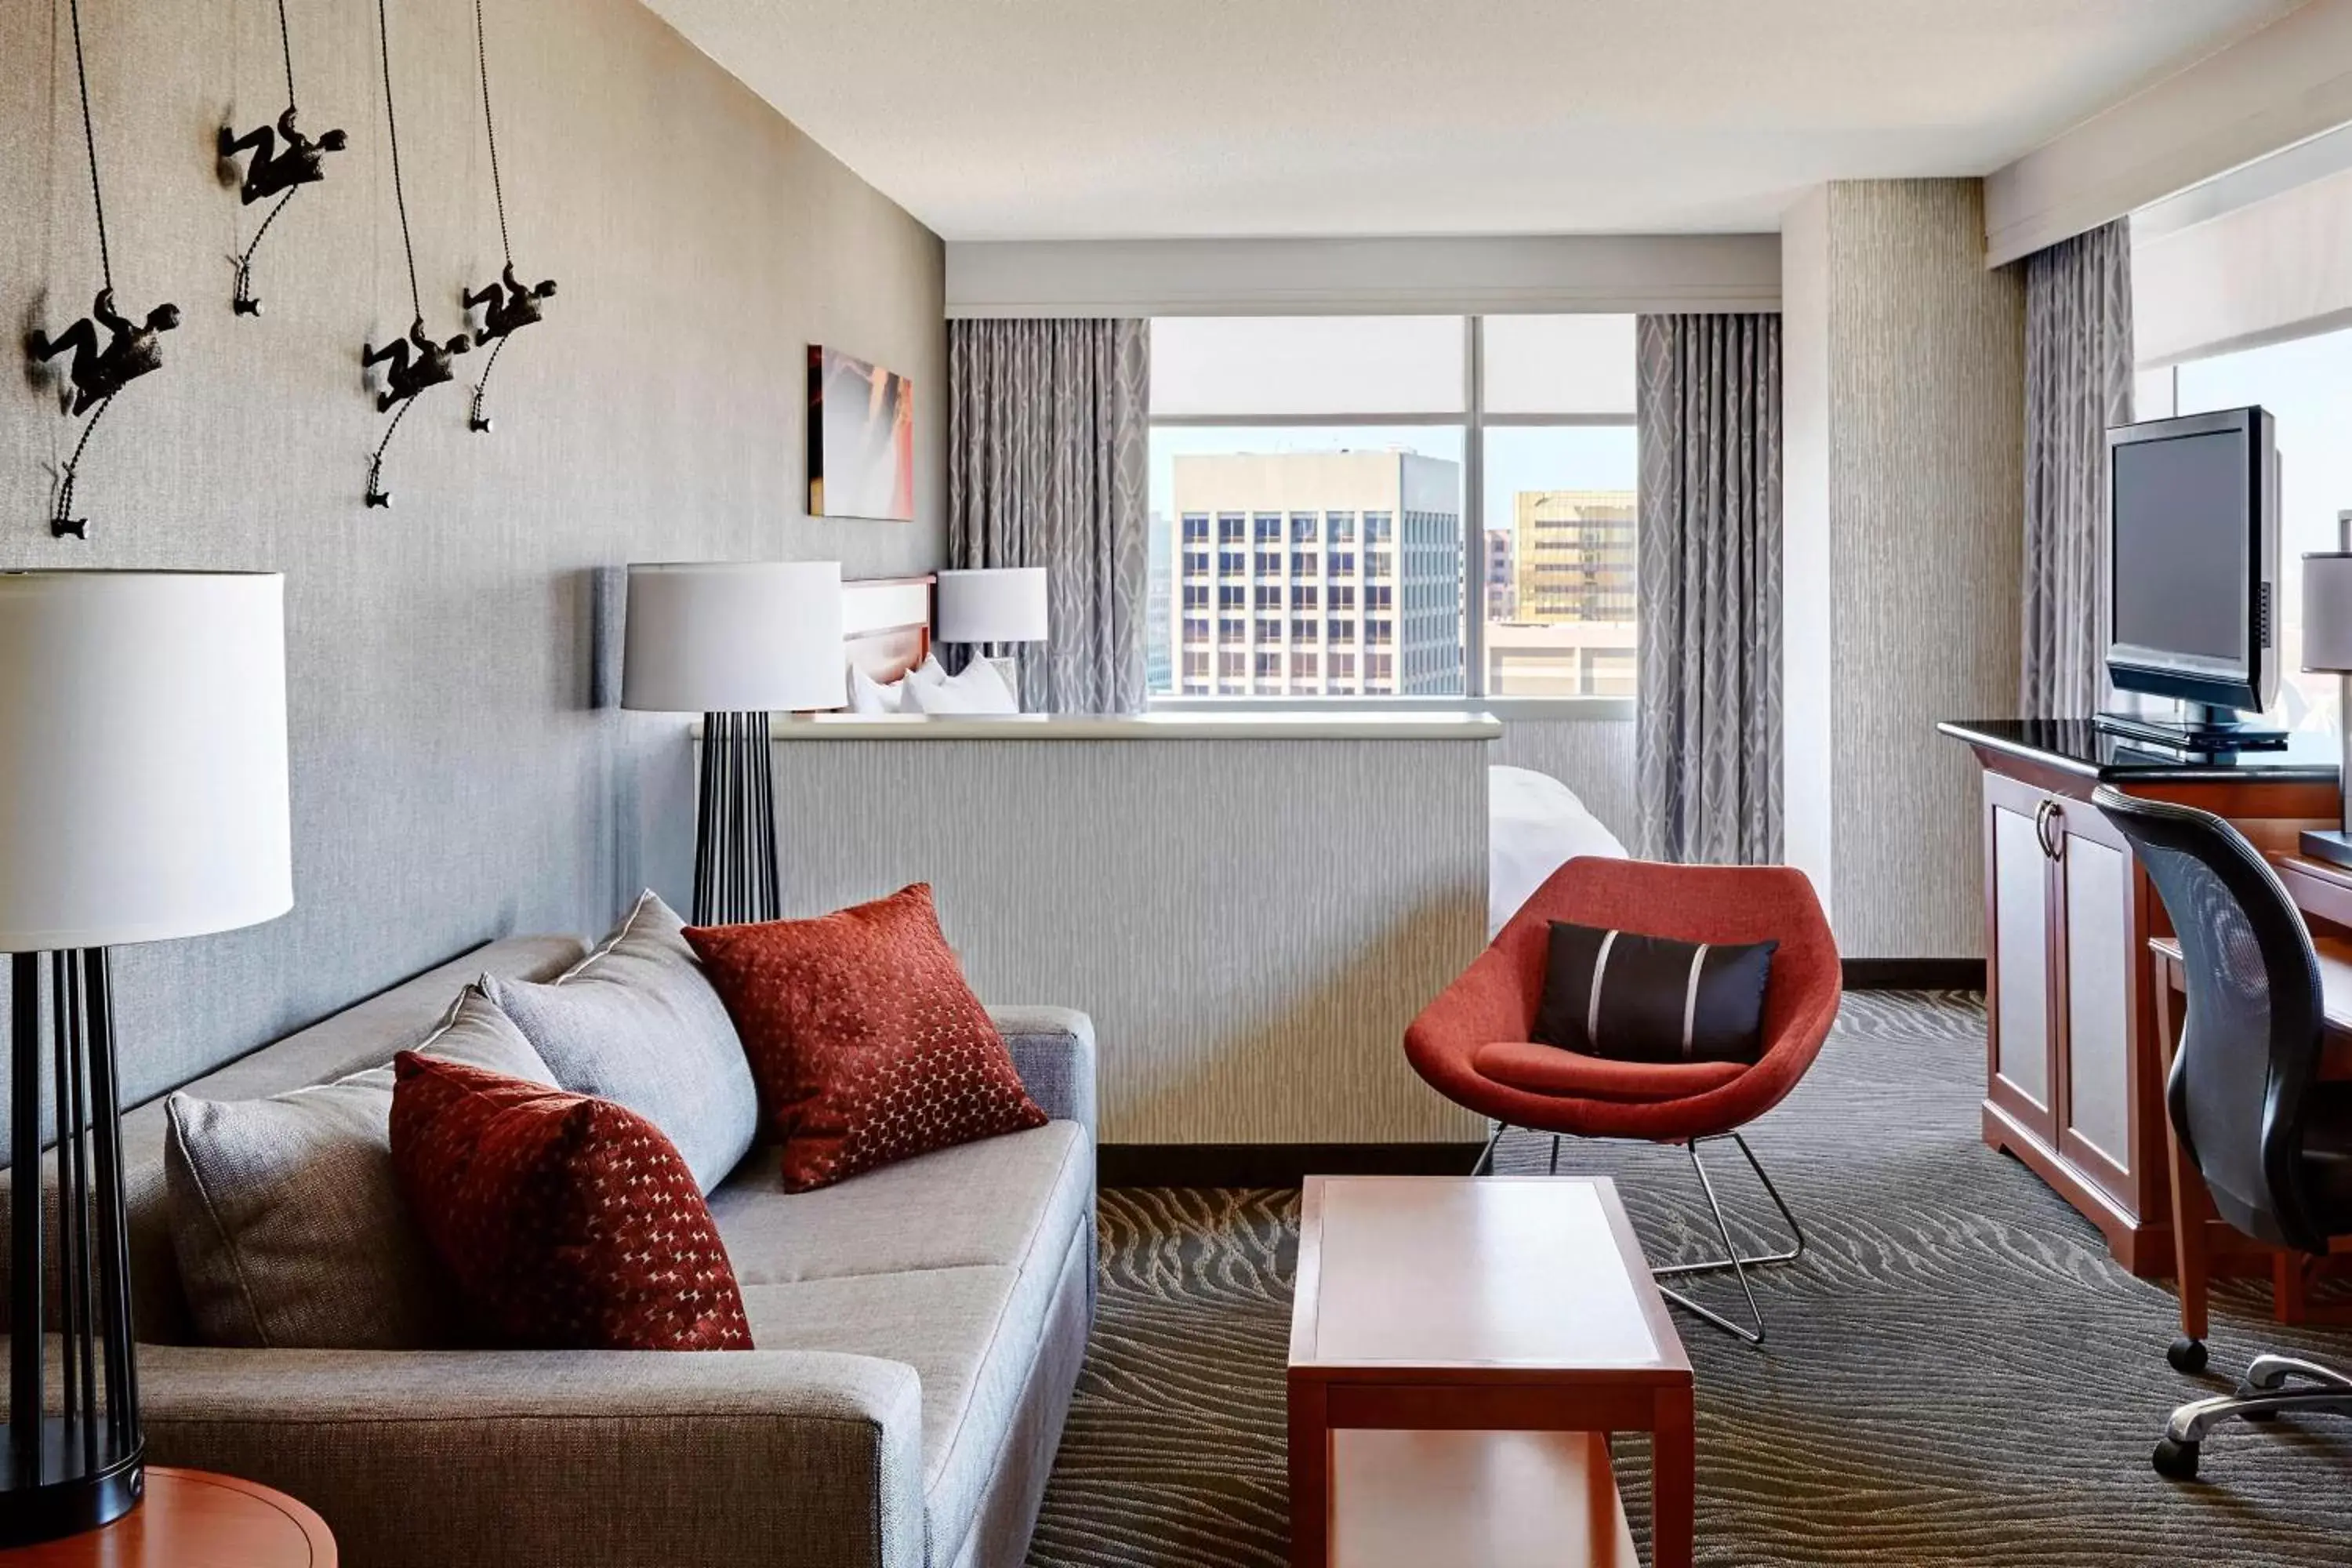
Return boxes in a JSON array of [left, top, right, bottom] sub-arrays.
[[464, 263, 557, 344], [363, 317, 470, 412], [27, 289, 180, 416], [219, 107, 347, 205]]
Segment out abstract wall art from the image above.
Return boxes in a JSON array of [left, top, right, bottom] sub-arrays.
[[808, 345, 915, 521]]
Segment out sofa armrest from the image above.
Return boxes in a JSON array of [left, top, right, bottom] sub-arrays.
[[989, 1006, 1098, 1140], [136, 1344, 926, 1568]]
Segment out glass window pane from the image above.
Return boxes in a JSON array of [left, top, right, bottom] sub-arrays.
[[1148, 426, 1465, 696], [1482, 425, 1639, 698], [1150, 318, 1465, 417], [2176, 326, 2352, 732], [1483, 315, 1636, 416]]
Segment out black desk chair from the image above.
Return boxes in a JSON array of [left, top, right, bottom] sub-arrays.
[[2090, 786, 2352, 1481]]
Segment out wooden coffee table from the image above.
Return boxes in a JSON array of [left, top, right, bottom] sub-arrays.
[[1288, 1176, 1694, 1568]]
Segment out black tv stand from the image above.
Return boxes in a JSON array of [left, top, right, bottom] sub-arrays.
[[2093, 710, 2288, 753]]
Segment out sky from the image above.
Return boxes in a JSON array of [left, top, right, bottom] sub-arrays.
[[1148, 423, 1639, 535]]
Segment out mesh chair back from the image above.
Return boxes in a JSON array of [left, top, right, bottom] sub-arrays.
[[2091, 786, 2327, 1251]]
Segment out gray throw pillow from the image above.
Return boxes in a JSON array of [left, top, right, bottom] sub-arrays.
[[481, 890, 757, 1192], [165, 984, 556, 1349]]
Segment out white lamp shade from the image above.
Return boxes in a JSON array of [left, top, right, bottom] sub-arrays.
[[2305, 554, 2352, 673], [622, 561, 846, 713], [937, 568, 1050, 644], [0, 572, 292, 953]]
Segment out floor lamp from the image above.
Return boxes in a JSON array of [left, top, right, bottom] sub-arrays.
[[0, 572, 292, 1544], [622, 561, 844, 927]]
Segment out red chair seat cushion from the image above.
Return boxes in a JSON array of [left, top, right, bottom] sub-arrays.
[[1473, 1040, 1749, 1102]]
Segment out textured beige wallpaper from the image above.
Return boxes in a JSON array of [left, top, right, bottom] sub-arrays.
[[1824, 180, 2024, 959], [0, 0, 946, 1145], [774, 737, 1491, 1145]]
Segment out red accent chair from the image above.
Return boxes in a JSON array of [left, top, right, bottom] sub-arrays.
[[1405, 857, 1842, 1342]]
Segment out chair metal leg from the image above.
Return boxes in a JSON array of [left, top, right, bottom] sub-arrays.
[[1472, 1121, 1508, 1177], [2154, 1363, 2352, 1480], [1650, 1133, 1806, 1347], [1548, 1134, 1561, 1176]]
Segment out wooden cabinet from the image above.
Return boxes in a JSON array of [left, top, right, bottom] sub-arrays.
[[1945, 720, 2340, 1276], [1980, 774, 2159, 1265]]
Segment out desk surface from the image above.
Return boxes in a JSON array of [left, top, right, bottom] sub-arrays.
[[1938, 718, 2341, 783]]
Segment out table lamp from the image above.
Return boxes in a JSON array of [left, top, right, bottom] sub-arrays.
[[2301, 518, 2352, 869], [0, 571, 292, 1544], [622, 561, 844, 926], [936, 568, 1049, 709]]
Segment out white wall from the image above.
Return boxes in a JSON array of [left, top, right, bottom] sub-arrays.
[[946, 234, 1780, 318], [1780, 188, 1835, 920]]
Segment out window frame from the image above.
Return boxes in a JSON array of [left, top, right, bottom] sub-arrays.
[[1149, 315, 1638, 710]]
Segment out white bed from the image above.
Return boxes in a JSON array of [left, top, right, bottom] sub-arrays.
[[1488, 764, 1628, 938]]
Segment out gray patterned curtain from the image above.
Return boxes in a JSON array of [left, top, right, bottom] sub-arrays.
[[947, 319, 1150, 714], [2022, 219, 2134, 718], [1635, 314, 1784, 865]]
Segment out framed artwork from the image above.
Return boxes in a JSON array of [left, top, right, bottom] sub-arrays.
[[808, 346, 916, 521]]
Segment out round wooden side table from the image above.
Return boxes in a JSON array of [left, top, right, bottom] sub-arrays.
[[0, 1467, 335, 1566]]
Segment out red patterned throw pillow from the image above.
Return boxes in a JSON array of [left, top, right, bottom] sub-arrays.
[[388, 1054, 752, 1351], [684, 884, 1048, 1192]]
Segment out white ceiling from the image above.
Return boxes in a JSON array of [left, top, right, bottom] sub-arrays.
[[643, 0, 2307, 241]]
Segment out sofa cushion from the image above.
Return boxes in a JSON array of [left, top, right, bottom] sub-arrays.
[[739, 1231, 1087, 1568], [684, 884, 1047, 1192], [485, 891, 757, 1193], [165, 985, 557, 1349], [390, 1054, 753, 1352], [710, 1120, 1091, 1287]]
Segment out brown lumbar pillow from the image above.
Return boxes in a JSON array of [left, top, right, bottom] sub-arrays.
[[389, 1053, 752, 1352], [684, 884, 1047, 1192]]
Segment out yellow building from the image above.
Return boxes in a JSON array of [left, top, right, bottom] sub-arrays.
[[1512, 490, 1635, 625]]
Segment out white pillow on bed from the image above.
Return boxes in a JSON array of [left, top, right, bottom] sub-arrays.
[[1489, 764, 1628, 939], [906, 658, 1018, 715], [848, 656, 948, 715]]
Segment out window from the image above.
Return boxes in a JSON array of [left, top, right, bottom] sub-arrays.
[[1182, 650, 1208, 678], [1219, 584, 1246, 610], [1182, 584, 1209, 611], [2164, 325, 2352, 731], [1147, 315, 1637, 699], [1183, 550, 1210, 576], [1182, 616, 1209, 642], [1219, 617, 1245, 641]]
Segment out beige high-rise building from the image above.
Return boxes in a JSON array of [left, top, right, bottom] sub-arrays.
[[1489, 488, 1637, 696], [1171, 450, 1463, 697]]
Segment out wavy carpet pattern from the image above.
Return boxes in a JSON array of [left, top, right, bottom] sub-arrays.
[[1028, 991, 2352, 1566]]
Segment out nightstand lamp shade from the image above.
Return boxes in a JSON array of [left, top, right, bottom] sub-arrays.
[[0, 571, 294, 1546], [620, 561, 845, 927], [2300, 548, 2352, 872], [937, 568, 1049, 644]]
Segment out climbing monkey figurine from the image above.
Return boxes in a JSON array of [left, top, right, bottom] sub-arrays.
[[27, 289, 182, 416], [363, 318, 470, 412], [464, 264, 557, 344], [219, 107, 347, 205]]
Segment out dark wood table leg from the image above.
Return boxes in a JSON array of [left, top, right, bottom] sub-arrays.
[[1651, 1387, 1695, 1568], [1287, 1378, 1330, 1568]]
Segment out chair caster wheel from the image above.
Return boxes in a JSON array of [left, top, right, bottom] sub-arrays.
[[2152, 1436, 2201, 1481], [2167, 1336, 2208, 1374]]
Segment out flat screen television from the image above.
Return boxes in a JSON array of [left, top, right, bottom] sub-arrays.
[[2101, 406, 2279, 746]]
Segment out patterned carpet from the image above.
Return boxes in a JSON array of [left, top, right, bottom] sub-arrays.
[[1027, 992, 2352, 1566]]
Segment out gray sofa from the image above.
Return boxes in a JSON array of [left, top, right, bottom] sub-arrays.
[[2, 935, 1099, 1568]]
